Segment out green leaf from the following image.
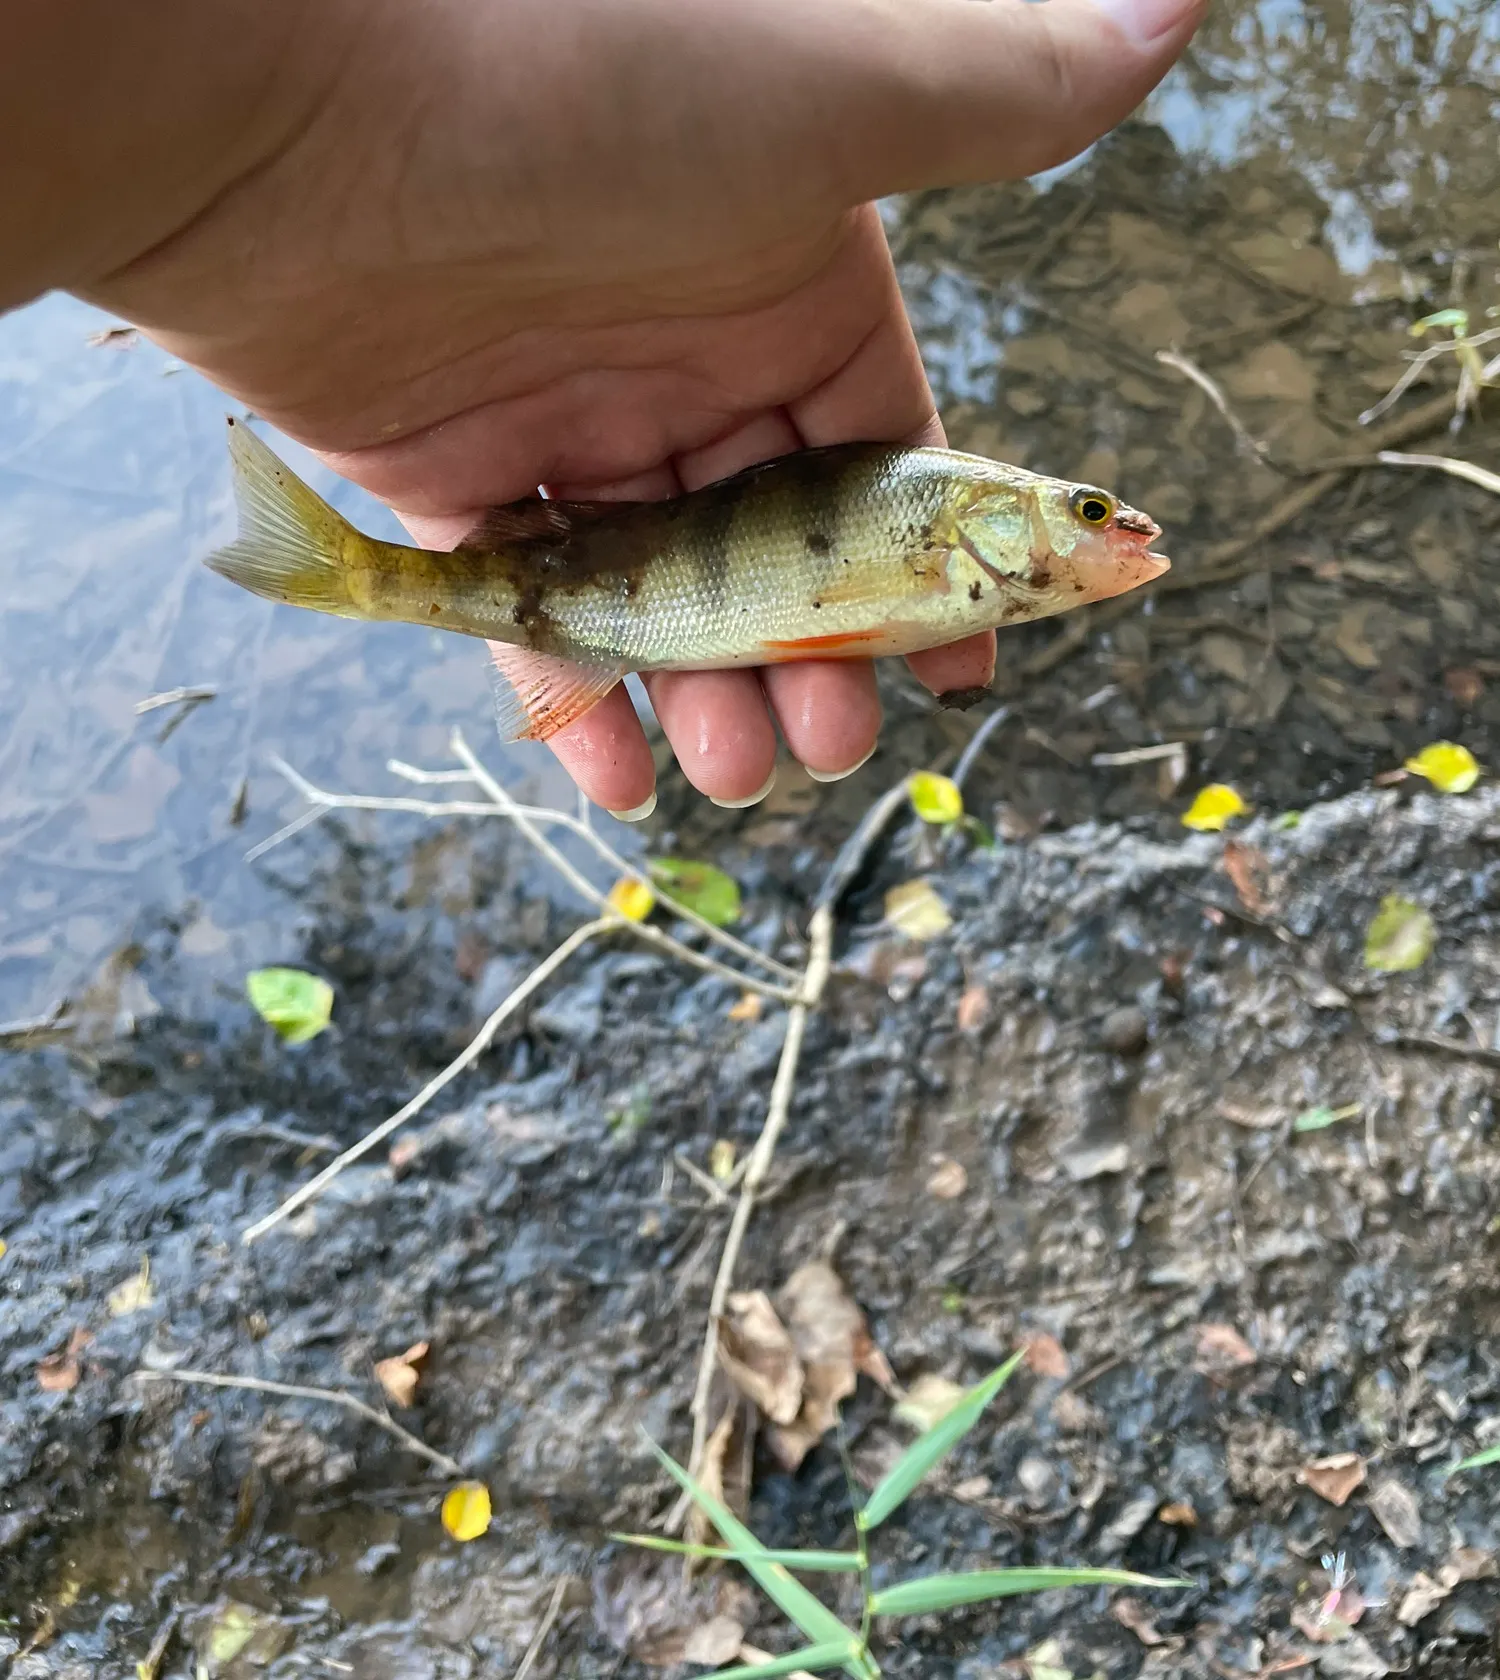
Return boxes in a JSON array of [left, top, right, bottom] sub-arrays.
[[690, 1642, 863, 1679], [858, 1350, 1025, 1532], [1449, 1442, 1500, 1475], [245, 967, 333, 1044], [1411, 308, 1470, 337], [642, 1436, 870, 1678], [1364, 895, 1435, 973], [1292, 1102, 1361, 1134], [1272, 810, 1302, 831], [608, 1533, 861, 1571], [868, 1567, 1190, 1617], [648, 858, 742, 927], [961, 815, 994, 849], [908, 771, 964, 825]]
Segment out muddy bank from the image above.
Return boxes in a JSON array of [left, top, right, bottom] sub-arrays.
[[5, 765, 1500, 1676]]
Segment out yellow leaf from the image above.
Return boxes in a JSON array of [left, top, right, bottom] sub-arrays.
[[1404, 741, 1480, 794], [727, 991, 762, 1022], [607, 876, 655, 921], [1182, 784, 1248, 832], [107, 1257, 154, 1317], [441, 1480, 492, 1542], [0, 1239, 7, 1261], [884, 878, 953, 941], [908, 771, 964, 825], [1364, 895, 1435, 973], [709, 1139, 736, 1181]]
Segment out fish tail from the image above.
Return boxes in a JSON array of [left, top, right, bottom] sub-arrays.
[[206, 418, 367, 616]]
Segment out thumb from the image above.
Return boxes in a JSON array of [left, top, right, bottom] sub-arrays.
[[826, 0, 1205, 197]]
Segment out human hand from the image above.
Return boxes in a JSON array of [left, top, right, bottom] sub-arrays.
[[75, 0, 1204, 815]]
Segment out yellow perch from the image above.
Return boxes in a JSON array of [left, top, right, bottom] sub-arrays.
[[206, 419, 1169, 741]]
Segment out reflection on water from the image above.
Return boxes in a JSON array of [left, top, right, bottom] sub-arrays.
[[1, 0, 1497, 1027]]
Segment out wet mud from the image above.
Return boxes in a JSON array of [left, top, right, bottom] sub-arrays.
[[5, 0, 1500, 1673]]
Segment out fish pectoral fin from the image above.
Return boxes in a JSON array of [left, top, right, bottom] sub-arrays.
[[459, 496, 633, 551], [489, 646, 627, 742]]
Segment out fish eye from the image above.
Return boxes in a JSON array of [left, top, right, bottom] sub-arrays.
[[1070, 488, 1115, 526]]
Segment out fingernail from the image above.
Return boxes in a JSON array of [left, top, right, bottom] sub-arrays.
[[1087, 0, 1195, 48], [608, 791, 657, 823], [709, 769, 777, 809], [806, 747, 875, 784]]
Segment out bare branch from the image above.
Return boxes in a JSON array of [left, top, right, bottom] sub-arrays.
[[133, 1367, 463, 1478]]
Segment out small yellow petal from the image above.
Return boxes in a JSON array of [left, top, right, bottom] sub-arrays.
[[1403, 741, 1480, 794], [908, 771, 964, 825], [441, 1481, 492, 1542], [1182, 784, 1249, 832], [607, 876, 656, 921]]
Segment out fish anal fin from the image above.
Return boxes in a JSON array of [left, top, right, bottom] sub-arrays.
[[488, 646, 626, 742], [459, 496, 632, 552]]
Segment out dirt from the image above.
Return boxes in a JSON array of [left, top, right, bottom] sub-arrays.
[[5, 0, 1500, 1674]]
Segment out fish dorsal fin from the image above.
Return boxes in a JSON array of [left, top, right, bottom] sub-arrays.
[[458, 496, 631, 551]]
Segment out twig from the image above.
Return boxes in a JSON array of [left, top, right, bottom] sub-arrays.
[[1385, 1029, 1500, 1070], [133, 1367, 463, 1477], [1376, 451, 1500, 497], [950, 706, 1013, 791], [513, 1579, 570, 1680], [135, 685, 218, 715], [1358, 325, 1500, 426], [241, 916, 610, 1245], [1156, 350, 1276, 466], [671, 903, 836, 1529], [1091, 742, 1186, 767]]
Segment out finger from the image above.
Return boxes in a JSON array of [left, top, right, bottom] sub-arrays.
[[644, 669, 780, 806], [760, 658, 882, 781], [675, 409, 802, 491], [530, 677, 660, 819], [820, 0, 1205, 196], [906, 631, 996, 697]]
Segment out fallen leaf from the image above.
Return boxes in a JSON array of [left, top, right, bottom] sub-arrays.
[[1222, 838, 1272, 916], [709, 1139, 736, 1181], [1023, 1333, 1071, 1380], [1367, 1477, 1421, 1549], [245, 967, 334, 1045], [1157, 1500, 1197, 1526], [1194, 1322, 1257, 1374], [107, 1257, 154, 1317], [1364, 895, 1434, 973], [682, 1616, 748, 1665], [893, 1373, 968, 1433], [607, 876, 656, 922], [1182, 783, 1248, 832], [1297, 1452, 1366, 1507], [205, 1603, 259, 1665], [1111, 1596, 1165, 1646], [37, 1328, 92, 1393], [1396, 1571, 1449, 1627], [441, 1481, 492, 1541], [956, 984, 990, 1032], [686, 1401, 752, 1552], [648, 858, 741, 927], [1025, 1637, 1074, 1680], [1444, 668, 1485, 708], [1293, 1102, 1361, 1133], [374, 1341, 430, 1409], [1438, 1545, 1497, 1587], [717, 1292, 804, 1426], [908, 770, 964, 825], [884, 878, 952, 941], [727, 991, 762, 1023], [925, 1155, 968, 1200], [768, 1261, 893, 1468], [597, 1551, 755, 1668], [1404, 740, 1481, 793]]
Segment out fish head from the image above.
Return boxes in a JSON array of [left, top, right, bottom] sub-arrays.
[[949, 477, 1169, 614]]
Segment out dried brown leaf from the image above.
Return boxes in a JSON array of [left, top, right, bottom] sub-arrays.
[[686, 1401, 754, 1554], [957, 985, 991, 1032], [1367, 1477, 1421, 1549], [1157, 1500, 1197, 1526], [1194, 1322, 1257, 1373], [717, 1292, 803, 1425], [1439, 1545, 1497, 1587], [1023, 1332, 1071, 1380], [37, 1328, 92, 1393], [1110, 1596, 1165, 1646], [1396, 1572, 1449, 1627], [1297, 1451, 1366, 1507], [1222, 838, 1273, 917], [682, 1616, 749, 1665], [374, 1340, 430, 1409]]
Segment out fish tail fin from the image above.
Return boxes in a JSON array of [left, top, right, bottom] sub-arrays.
[[206, 418, 366, 615]]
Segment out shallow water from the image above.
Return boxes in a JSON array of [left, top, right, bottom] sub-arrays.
[[3, 0, 1500, 1670]]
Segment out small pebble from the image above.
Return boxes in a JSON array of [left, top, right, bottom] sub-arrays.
[[1100, 1005, 1149, 1055]]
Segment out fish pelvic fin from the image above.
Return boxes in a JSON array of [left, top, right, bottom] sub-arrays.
[[488, 645, 626, 742], [206, 418, 367, 617]]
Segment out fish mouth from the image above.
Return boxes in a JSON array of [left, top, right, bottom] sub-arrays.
[[1114, 505, 1161, 541]]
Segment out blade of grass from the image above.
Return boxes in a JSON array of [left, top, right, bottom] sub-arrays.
[[1449, 1443, 1500, 1474], [642, 1436, 872, 1678], [695, 1642, 864, 1679], [858, 1350, 1025, 1532], [608, 1533, 861, 1572], [869, 1567, 1190, 1617]]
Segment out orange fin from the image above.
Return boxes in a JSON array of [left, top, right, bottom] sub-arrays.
[[760, 629, 888, 657], [489, 647, 626, 742]]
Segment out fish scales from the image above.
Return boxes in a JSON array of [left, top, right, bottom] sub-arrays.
[[204, 420, 1169, 742]]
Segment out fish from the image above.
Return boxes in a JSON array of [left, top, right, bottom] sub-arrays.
[[206, 418, 1169, 742]]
